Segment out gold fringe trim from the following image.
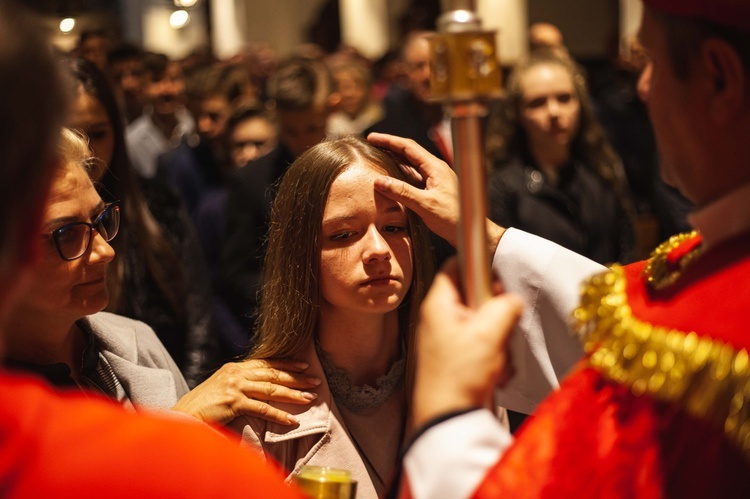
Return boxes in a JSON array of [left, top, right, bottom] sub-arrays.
[[642, 231, 702, 291], [573, 265, 750, 461]]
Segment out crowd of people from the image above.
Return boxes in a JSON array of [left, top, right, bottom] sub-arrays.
[[2, 0, 750, 496]]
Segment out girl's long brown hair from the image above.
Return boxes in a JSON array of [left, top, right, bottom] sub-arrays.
[[250, 135, 434, 405]]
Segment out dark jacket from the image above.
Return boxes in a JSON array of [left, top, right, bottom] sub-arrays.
[[157, 139, 224, 216], [219, 145, 296, 337], [119, 178, 216, 387], [367, 86, 447, 163], [487, 156, 635, 265]]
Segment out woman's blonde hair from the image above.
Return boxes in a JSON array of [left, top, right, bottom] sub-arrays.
[[58, 128, 93, 173], [250, 135, 434, 403]]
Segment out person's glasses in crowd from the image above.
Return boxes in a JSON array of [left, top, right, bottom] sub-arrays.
[[46, 201, 121, 261]]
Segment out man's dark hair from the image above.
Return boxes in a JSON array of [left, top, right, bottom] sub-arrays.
[[142, 52, 171, 81], [267, 57, 332, 111], [653, 9, 750, 80], [226, 105, 277, 136], [77, 29, 109, 48], [108, 42, 144, 65]]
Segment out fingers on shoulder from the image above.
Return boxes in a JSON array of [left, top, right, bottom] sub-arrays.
[[241, 398, 295, 425]]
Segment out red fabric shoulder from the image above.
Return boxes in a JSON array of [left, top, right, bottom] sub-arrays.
[[0, 372, 303, 498]]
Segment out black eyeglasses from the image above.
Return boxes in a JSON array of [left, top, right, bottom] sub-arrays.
[[47, 201, 121, 261]]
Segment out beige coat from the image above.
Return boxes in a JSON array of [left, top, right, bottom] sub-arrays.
[[228, 341, 404, 499]]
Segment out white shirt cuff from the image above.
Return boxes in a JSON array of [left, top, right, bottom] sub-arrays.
[[403, 409, 512, 499]]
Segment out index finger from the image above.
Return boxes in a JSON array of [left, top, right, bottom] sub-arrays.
[[237, 358, 310, 374], [367, 132, 449, 178]]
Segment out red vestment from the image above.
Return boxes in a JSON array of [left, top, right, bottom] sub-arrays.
[[474, 232, 750, 498], [0, 371, 303, 498]]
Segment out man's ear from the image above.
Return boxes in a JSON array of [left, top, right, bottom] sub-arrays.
[[700, 38, 746, 124], [327, 91, 342, 112]]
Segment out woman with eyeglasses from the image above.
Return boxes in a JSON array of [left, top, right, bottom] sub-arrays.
[[3, 128, 189, 406], [65, 58, 322, 427], [3, 126, 321, 425]]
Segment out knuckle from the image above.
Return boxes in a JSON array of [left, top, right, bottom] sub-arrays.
[[264, 382, 278, 397], [257, 403, 271, 416]]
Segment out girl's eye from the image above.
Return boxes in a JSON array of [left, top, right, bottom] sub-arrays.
[[383, 225, 407, 233], [88, 130, 109, 141], [526, 97, 546, 109], [330, 231, 354, 241]]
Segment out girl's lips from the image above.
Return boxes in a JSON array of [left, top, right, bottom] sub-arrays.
[[362, 276, 396, 286]]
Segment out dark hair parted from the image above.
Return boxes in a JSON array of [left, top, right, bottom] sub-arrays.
[[486, 49, 625, 191], [67, 58, 187, 318], [266, 57, 333, 111], [650, 8, 750, 81], [142, 52, 172, 81], [226, 104, 277, 136], [251, 136, 434, 396]]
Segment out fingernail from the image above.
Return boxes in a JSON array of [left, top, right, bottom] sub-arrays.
[[302, 392, 318, 401], [295, 362, 310, 370], [374, 177, 391, 190], [307, 376, 322, 386]]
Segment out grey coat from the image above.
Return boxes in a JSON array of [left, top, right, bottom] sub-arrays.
[[82, 311, 189, 409]]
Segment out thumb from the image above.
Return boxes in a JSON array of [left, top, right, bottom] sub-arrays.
[[374, 175, 423, 212]]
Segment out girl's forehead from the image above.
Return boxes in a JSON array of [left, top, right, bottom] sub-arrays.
[[323, 161, 401, 213], [333, 161, 388, 185]]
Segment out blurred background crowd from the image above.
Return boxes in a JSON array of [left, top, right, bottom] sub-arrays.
[[22, 0, 692, 399]]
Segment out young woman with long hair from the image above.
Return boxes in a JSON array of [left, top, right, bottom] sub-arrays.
[[229, 136, 435, 498], [485, 49, 636, 265]]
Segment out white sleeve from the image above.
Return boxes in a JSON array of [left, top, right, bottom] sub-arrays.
[[491, 228, 606, 414], [403, 409, 512, 499]]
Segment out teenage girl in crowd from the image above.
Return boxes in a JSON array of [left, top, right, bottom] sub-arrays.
[[229, 136, 434, 498], [486, 49, 635, 265]]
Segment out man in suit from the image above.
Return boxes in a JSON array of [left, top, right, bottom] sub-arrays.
[[368, 31, 452, 165]]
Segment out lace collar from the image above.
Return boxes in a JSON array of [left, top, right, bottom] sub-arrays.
[[316, 341, 405, 413]]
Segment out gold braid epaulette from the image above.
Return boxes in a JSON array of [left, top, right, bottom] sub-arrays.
[[572, 265, 750, 461]]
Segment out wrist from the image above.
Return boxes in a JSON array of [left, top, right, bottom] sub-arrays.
[[486, 221, 506, 255], [413, 379, 483, 429]]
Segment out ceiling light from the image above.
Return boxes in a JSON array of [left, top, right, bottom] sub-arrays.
[[60, 17, 76, 33], [169, 10, 190, 29]]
